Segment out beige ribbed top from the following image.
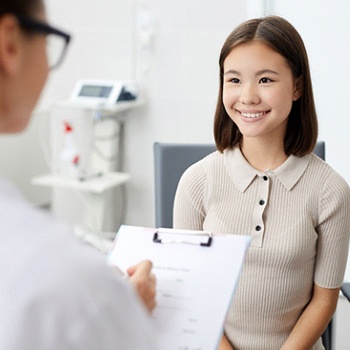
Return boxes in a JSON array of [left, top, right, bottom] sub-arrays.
[[173, 147, 350, 350]]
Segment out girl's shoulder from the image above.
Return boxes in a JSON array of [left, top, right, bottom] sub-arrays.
[[308, 153, 350, 194], [182, 150, 223, 175], [178, 150, 222, 187]]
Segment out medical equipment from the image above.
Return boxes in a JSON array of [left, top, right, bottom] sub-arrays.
[[70, 79, 139, 107], [32, 82, 144, 235]]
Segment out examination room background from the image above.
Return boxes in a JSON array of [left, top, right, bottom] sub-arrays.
[[1, 0, 349, 230], [0, 0, 350, 348]]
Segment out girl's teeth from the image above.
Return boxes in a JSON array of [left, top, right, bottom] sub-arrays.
[[241, 112, 264, 118]]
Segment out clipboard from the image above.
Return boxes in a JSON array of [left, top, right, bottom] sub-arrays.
[[108, 225, 251, 350], [153, 227, 213, 246]]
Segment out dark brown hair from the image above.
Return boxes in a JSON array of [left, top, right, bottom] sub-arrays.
[[214, 15, 318, 156], [0, 0, 43, 17]]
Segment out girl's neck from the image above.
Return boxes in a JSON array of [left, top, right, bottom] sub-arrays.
[[240, 137, 287, 172]]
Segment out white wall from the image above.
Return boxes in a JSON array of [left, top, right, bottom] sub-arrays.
[[0, 111, 50, 205], [334, 294, 350, 350], [44, 0, 136, 99], [266, 0, 350, 185]]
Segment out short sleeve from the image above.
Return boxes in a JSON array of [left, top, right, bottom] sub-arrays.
[[314, 170, 350, 288]]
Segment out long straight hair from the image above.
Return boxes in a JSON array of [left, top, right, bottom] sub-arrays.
[[214, 16, 318, 156]]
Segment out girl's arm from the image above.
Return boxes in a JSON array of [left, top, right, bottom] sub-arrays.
[[281, 284, 340, 350], [218, 334, 234, 350]]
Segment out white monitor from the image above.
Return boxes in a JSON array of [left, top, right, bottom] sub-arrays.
[[70, 80, 124, 106]]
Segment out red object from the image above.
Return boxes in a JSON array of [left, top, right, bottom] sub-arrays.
[[64, 121, 73, 132], [73, 155, 80, 165]]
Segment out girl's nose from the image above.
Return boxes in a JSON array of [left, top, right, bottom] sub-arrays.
[[239, 84, 260, 105]]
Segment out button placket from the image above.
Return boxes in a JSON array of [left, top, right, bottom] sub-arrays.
[[251, 173, 270, 247]]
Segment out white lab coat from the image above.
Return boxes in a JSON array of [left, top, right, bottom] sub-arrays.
[[0, 178, 156, 350]]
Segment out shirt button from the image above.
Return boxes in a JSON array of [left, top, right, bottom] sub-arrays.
[[263, 176, 268, 181], [259, 200, 265, 206], [255, 225, 261, 231]]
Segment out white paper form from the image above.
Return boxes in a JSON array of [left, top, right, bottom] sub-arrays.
[[108, 225, 251, 350]]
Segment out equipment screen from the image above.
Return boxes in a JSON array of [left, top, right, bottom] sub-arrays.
[[79, 85, 113, 98]]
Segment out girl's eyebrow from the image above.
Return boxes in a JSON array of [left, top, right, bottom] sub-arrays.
[[255, 69, 280, 76], [224, 69, 280, 76], [224, 69, 240, 76]]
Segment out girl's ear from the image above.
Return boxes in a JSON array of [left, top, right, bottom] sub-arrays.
[[293, 76, 303, 101], [0, 15, 22, 76]]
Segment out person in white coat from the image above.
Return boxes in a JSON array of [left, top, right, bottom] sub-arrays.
[[0, 1, 157, 349]]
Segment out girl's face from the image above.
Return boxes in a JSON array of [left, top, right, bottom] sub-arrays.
[[222, 41, 301, 144]]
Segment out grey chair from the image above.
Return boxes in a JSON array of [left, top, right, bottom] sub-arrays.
[[153, 141, 341, 350], [154, 143, 216, 229], [341, 283, 350, 301]]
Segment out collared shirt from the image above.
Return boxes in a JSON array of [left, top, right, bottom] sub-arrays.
[[224, 147, 311, 248], [174, 146, 350, 350]]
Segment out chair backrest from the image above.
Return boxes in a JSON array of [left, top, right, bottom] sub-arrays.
[[153, 141, 325, 228], [314, 141, 325, 160], [154, 143, 216, 228]]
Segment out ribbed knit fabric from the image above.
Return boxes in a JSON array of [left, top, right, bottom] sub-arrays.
[[173, 147, 350, 350]]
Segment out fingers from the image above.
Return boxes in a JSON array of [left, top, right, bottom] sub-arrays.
[[142, 272, 157, 312], [127, 260, 152, 277], [127, 260, 157, 313]]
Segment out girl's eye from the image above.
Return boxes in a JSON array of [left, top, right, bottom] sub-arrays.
[[259, 77, 272, 84], [230, 78, 240, 84]]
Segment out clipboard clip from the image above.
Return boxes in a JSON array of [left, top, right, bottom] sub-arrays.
[[153, 229, 213, 247]]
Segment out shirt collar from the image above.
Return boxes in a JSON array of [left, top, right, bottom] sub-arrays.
[[224, 147, 311, 192]]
